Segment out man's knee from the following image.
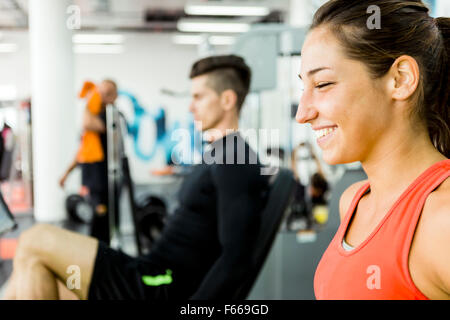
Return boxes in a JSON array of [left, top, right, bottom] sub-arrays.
[[16, 224, 59, 258], [13, 246, 44, 274]]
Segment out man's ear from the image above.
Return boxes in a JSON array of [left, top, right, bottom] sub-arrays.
[[220, 89, 238, 112], [387, 55, 420, 101]]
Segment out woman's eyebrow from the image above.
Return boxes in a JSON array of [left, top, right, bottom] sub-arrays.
[[298, 67, 331, 80]]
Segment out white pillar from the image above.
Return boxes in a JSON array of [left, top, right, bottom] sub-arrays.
[[29, 0, 76, 222]]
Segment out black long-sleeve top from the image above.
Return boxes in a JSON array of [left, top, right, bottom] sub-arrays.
[[146, 132, 269, 299]]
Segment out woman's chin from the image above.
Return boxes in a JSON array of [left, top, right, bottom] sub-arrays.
[[322, 150, 349, 166], [324, 158, 341, 166]]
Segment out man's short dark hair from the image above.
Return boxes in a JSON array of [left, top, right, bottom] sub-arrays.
[[102, 79, 118, 92], [189, 55, 251, 112]]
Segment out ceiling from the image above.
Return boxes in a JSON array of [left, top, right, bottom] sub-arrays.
[[0, 0, 290, 31]]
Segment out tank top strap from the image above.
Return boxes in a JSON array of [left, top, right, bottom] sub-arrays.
[[387, 159, 450, 234], [397, 159, 450, 273], [338, 182, 370, 240]]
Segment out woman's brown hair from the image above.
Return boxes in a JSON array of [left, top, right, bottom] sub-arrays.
[[311, 0, 450, 158]]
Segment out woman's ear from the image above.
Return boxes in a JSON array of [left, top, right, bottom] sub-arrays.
[[388, 55, 420, 101], [220, 89, 238, 112]]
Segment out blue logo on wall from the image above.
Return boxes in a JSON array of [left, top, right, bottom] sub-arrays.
[[424, 0, 436, 16], [118, 91, 200, 165]]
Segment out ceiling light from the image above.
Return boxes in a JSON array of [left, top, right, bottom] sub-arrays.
[[172, 35, 203, 45], [209, 35, 235, 45], [177, 19, 250, 33], [172, 34, 235, 46], [185, 3, 270, 16], [73, 44, 124, 54], [0, 43, 18, 53], [72, 34, 124, 44]]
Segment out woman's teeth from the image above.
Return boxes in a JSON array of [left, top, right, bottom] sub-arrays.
[[315, 127, 337, 139]]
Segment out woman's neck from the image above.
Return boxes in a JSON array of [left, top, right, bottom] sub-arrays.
[[360, 127, 446, 208]]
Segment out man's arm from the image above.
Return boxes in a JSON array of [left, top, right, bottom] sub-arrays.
[[82, 108, 105, 133], [190, 163, 267, 299], [59, 154, 79, 188]]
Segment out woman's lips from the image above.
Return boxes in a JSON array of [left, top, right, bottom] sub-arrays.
[[314, 126, 338, 147]]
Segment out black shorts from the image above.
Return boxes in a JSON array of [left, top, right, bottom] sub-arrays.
[[81, 162, 108, 193], [87, 242, 195, 300]]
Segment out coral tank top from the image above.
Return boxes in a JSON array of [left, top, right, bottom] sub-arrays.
[[314, 159, 450, 300]]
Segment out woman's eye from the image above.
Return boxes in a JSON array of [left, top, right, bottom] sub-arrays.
[[316, 82, 333, 89]]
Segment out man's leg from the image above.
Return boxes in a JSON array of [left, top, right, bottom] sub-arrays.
[[57, 280, 79, 300], [2, 272, 17, 299], [4, 267, 85, 300], [2, 223, 98, 300], [89, 190, 110, 243]]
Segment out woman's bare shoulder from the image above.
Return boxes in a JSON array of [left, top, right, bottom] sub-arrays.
[[417, 177, 450, 297], [338, 180, 369, 222], [424, 176, 450, 220]]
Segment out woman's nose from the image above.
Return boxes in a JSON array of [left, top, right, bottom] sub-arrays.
[[295, 96, 318, 124]]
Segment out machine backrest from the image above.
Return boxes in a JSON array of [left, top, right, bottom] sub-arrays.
[[231, 167, 296, 299]]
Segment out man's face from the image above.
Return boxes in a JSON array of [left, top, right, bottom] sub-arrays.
[[98, 81, 118, 105], [189, 74, 224, 132]]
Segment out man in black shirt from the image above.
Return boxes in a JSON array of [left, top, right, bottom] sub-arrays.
[[2, 55, 269, 300]]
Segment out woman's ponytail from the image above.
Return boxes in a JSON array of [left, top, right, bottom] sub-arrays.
[[433, 17, 450, 158]]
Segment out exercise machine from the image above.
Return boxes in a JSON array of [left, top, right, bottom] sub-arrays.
[[0, 192, 16, 237], [0, 191, 17, 270], [106, 105, 167, 256]]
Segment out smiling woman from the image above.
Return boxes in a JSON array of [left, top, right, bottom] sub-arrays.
[[295, 0, 450, 300]]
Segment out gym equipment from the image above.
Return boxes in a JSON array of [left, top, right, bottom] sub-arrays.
[[0, 191, 16, 236], [106, 105, 167, 255], [65, 193, 94, 224], [134, 195, 167, 254], [231, 167, 296, 299], [0, 100, 33, 214], [106, 104, 127, 250], [286, 142, 330, 231], [0, 124, 14, 181]]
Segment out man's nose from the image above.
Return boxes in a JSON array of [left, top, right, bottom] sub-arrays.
[[188, 102, 195, 113]]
